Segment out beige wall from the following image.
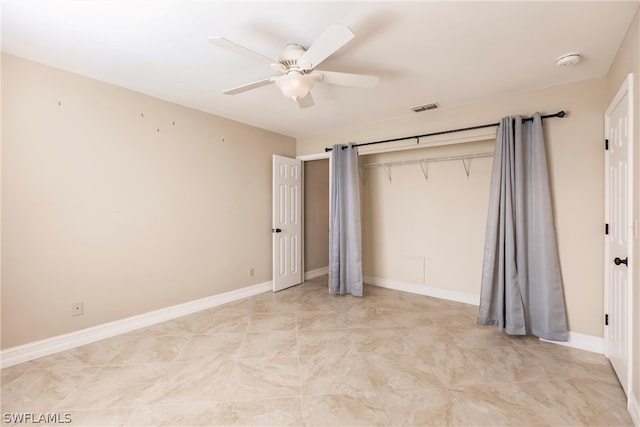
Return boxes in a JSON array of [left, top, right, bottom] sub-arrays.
[[303, 159, 329, 272], [298, 78, 607, 339], [607, 7, 640, 415], [361, 140, 494, 295], [1, 54, 296, 349]]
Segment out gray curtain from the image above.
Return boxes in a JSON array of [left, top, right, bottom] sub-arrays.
[[477, 113, 568, 341], [329, 144, 363, 296]]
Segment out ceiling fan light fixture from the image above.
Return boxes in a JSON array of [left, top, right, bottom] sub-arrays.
[[276, 71, 314, 101]]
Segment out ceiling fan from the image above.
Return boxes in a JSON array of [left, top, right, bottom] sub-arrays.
[[209, 23, 379, 108]]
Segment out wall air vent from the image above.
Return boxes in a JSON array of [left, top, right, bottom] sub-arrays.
[[411, 102, 440, 113]]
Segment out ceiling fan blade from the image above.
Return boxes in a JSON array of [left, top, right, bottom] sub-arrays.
[[270, 62, 287, 74], [296, 93, 314, 109], [298, 23, 355, 70], [222, 77, 275, 95], [209, 37, 275, 67], [315, 70, 379, 88]]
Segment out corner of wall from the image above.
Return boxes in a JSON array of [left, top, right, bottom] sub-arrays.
[[629, 389, 640, 427]]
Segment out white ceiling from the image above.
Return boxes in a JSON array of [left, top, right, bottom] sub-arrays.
[[2, 1, 638, 139]]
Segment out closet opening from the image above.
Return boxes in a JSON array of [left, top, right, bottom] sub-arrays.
[[303, 158, 330, 281], [359, 139, 494, 302]]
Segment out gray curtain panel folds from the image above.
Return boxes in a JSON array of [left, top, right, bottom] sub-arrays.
[[477, 113, 568, 341], [329, 144, 363, 296]]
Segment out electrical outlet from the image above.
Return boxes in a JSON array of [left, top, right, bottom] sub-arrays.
[[72, 302, 83, 317], [249, 267, 255, 277]]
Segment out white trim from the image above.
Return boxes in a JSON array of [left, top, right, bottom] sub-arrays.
[[301, 131, 497, 160], [364, 275, 479, 306], [297, 152, 330, 161], [0, 281, 272, 369], [365, 275, 605, 354], [540, 332, 604, 354], [628, 390, 639, 427], [356, 131, 497, 156], [304, 266, 329, 280]]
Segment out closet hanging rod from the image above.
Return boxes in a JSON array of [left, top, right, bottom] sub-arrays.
[[363, 151, 493, 169], [324, 110, 566, 152]]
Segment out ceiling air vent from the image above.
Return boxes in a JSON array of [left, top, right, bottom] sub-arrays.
[[411, 102, 440, 113]]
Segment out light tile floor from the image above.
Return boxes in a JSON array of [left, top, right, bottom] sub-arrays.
[[1, 276, 633, 426]]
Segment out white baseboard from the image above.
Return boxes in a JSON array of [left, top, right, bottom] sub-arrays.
[[629, 390, 640, 427], [540, 331, 604, 354], [364, 275, 605, 354], [364, 275, 479, 305], [0, 275, 611, 368], [0, 281, 272, 369], [305, 266, 328, 281]]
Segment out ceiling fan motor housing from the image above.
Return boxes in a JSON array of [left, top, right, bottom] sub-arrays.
[[278, 44, 310, 71]]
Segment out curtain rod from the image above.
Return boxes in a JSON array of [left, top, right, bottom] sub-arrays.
[[324, 111, 566, 152]]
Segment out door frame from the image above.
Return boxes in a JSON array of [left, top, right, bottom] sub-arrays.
[[604, 72, 634, 396], [297, 151, 332, 282]]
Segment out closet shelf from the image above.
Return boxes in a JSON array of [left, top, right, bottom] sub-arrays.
[[362, 151, 493, 169], [360, 151, 494, 183]]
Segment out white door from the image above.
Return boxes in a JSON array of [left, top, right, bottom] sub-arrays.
[[272, 155, 302, 292], [604, 73, 633, 396]]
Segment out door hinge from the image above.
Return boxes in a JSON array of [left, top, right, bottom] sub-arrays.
[[605, 139, 609, 150], [605, 313, 609, 326], [605, 223, 609, 235]]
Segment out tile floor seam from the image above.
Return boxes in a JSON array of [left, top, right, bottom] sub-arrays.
[[1, 277, 633, 427], [49, 365, 107, 413], [222, 328, 247, 406], [294, 307, 303, 402]]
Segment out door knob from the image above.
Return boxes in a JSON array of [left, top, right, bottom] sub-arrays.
[[614, 257, 628, 266], [272, 228, 282, 233]]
